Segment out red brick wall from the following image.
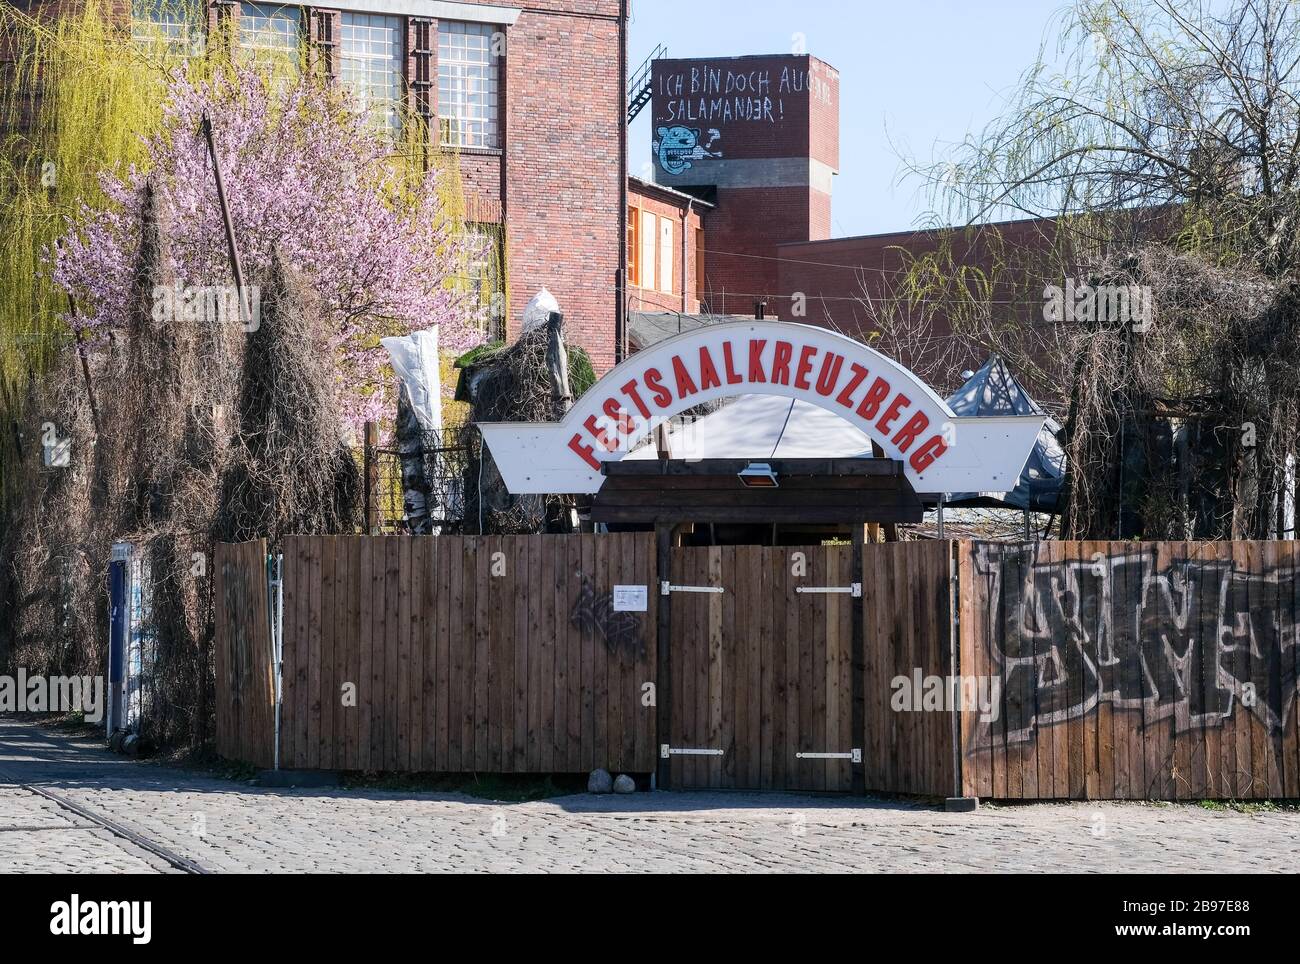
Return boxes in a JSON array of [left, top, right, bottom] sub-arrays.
[[649, 53, 839, 320], [499, 2, 623, 371]]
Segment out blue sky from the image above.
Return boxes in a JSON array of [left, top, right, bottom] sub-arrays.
[[628, 0, 1069, 237]]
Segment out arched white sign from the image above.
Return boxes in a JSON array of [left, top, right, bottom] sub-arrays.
[[478, 322, 1044, 495]]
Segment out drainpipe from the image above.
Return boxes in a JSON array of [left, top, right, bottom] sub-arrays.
[[615, 0, 629, 364], [681, 197, 692, 312]]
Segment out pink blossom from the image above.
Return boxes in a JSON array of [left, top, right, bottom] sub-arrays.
[[53, 62, 486, 426]]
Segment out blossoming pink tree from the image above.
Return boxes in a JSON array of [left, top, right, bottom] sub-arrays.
[[53, 62, 485, 425]]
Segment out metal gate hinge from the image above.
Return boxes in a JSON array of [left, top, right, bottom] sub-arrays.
[[796, 748, 863, 763], [660, 744, 725, 758], [795, 583, 862, 596], [661, 581, 725, 595]]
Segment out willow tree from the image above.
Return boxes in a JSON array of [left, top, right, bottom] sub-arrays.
[[894, 0, 1300, 538]]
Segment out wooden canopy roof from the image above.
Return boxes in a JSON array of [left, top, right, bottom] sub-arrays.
[[589, 458, 924, 526]]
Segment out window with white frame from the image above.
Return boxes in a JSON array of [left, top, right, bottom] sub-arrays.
[[239, 3, 301, 66], [131, 0, 203, 54], [341, 13, 404, 133], [438, 21, 500, 149], [658, 217, 673, 294]]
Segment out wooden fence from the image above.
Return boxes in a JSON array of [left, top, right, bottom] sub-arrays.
[[863, 540, 956, 797], [959, 540, 1300, 800], [213, 539, 276, 769], [666, 545, 857, 791], [213, 534, 1300, 801], [277, 533, 657, 773]]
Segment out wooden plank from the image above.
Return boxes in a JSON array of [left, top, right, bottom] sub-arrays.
[[473, 535, 491, 771], [677, 545, 698, 787], [382, 537, 399, 771], [720, 546, 737, 787], [1247, 541, 1270, 797], [445, 536, 464, 772], [338, 536, 353, 773], [706, 545, 720, 787], [750, 545, 766, 790], [435, 536, 453, 772], [1081, 540, 1099, 799], [837, 544, 855, 790], [395, 536, 411, 771], [998, 542, 1022, 800], [771, 545, 790, 790], [367, 536, 385, 770], [536, 536, 554, 772], [1285, 541, 1300, 800], [1102, 541, 1124, 799], [1288, 541, 1300, 801], [550, 536, 569, 773], [317, 537, 336, 770], [1171, 541, 1193, 800], [461, 536, 479, 771], [759, 547, 778, 790], [356, 537, 372, 772], [300, 536, 318, 771], [411, 536, 427, 772], [764, 546, 781, 789], [1231, 540, 1252, 798], [634, 533, 653, 773], [578, 533, 595, 773], [954, 542, 974, 797], [281, 536, 300, 769], [416, 537, 433, 772], [566, 534, 584, 773], [788, 542, 805, 791], [738, 543, 755, 790], [1214, 540, 1236, 799], [509, 535, 528, 772], [1195, 540, 1220, 799]]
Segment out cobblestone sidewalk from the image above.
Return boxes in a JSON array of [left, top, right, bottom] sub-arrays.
[[2, 717, 1297, 873]]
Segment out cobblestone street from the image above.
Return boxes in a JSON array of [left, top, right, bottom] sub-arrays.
[[2, 717, 1297, 873]]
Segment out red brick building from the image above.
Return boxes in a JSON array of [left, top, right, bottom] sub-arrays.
[[635, 50, 1071, 389], [625, 175, 708, 315], [646, 53, 840, 318]]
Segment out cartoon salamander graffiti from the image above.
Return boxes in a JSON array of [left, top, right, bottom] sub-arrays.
[[654, 126, 722, 175]]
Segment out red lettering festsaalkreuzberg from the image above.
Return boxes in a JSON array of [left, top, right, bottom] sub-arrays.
[[569, 337, 951, 474]]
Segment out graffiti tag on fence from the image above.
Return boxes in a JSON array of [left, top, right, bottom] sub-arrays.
[[570, 576, 646, 659], [968, 544, 1300, 750]]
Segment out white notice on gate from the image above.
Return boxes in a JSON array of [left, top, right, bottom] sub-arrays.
[[612, 585, 648, 612]]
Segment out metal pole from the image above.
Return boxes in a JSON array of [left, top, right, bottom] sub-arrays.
[[937, 493, 945, 539], [200, 112, 246, 300]]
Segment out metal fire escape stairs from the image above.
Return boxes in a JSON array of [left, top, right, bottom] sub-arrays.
[[627, 43, 667, 124]]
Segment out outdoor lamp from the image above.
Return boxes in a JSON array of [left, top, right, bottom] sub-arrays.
[[738, 462, 779, 488]]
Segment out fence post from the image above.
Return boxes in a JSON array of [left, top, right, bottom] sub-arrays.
[[655, 522, 673, 790], [851, 524, 866, 794], [363, 420, 379, 535]]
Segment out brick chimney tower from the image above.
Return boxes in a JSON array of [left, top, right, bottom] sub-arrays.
[[650, 53, 839, 317]]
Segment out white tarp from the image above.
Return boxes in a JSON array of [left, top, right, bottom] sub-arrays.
[[381, 326, 443, 431], [626, 394, 876, 460]]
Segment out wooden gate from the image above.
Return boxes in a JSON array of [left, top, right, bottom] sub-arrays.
[[664, 545, 856, 791]]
